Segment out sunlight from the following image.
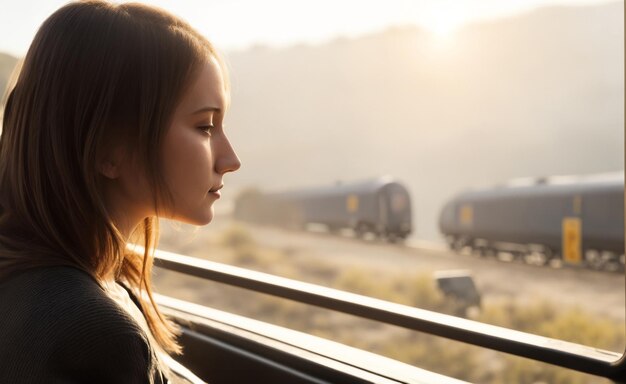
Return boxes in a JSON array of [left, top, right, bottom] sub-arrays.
[[423, 18, 459, 40], [420, 10, 464, 50]]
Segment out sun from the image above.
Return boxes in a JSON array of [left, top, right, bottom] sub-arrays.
[[424, 19, 459, 40], [421, 10, 465, 43]]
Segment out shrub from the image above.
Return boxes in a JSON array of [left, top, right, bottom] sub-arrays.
[[219, 224, 256, 249]]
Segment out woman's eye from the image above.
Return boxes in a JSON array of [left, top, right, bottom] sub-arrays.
[[198, 124, 215, 135]]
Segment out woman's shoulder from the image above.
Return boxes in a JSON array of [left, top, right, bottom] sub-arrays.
[[0, 265, 146, 336], [0, 266, 156, 381]]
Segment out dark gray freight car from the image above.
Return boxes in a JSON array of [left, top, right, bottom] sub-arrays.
[[234, 177, 412, 241], [439, 173, 624, 270]]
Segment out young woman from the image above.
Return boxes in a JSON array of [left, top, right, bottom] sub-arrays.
[[0, 1, 240, 382]]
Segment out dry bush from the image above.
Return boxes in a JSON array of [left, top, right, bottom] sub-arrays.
[[219, 224, 256, 249]]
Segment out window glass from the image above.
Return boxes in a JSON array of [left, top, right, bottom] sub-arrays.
[[1, 1, 623, 382]]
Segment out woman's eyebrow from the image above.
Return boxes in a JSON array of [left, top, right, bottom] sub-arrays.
[[190, 106, 221, 115]]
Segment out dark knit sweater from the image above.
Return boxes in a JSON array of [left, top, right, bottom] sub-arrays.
[[0, 266, 167, 383]]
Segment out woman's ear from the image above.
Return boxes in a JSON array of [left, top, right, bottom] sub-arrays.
[[97, 145, 127, 180], [98, 161, 120, 179]]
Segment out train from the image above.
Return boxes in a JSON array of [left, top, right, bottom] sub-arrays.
[[234, 176, 413, 241], [439, 173, 624, 270]]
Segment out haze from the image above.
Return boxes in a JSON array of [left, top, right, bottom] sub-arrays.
[[0, 1, 623, 242]]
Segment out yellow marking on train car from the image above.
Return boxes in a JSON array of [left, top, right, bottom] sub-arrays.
[[346, 194, 359, 213], [562, 217, 582, 265], [573, 195, 582, 215], [459, 204, 473, 226]]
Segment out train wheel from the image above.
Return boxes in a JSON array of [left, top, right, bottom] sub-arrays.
[[548, 252, 563, 269], [584, 249, 604, 270], [602, 252, 622, 272], [452, 237, 469, 253], [511, 251, 525, 263], [523, 249, 549, 266], [478, 247, 496, 258]]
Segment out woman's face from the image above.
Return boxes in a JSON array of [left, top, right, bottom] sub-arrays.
[[159, 57, 241, 225], [104, 56, 239, 233]]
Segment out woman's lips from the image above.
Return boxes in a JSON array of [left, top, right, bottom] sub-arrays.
[[209, 184, 223, 198]]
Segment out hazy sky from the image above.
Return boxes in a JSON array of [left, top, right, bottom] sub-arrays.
[[0, 0, 617, 57]]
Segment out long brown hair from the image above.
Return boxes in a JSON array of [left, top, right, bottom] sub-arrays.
[[0, 0, 225, 353]]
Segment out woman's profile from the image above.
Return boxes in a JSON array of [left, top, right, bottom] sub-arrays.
[[0, 1, 240, 382]]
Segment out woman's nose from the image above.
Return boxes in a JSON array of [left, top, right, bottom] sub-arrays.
[[215, 134, 241, 174]]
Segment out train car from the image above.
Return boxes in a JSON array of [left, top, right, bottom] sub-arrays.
[[234, 177, 412, 241], [439, 173, 624, 269]]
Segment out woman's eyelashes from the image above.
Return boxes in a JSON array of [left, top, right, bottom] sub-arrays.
[[197, 124, 215, 136]]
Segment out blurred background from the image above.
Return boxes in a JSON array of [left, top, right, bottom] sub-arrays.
[[4, 0, 622, 242], [1, 1, 624, 382]]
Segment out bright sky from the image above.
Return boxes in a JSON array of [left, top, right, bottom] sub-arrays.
[[0, 0, 617, 57]]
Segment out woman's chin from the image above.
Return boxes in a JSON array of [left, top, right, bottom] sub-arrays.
[[169, 209, 214, 226], [191, 212, 214, 226]]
